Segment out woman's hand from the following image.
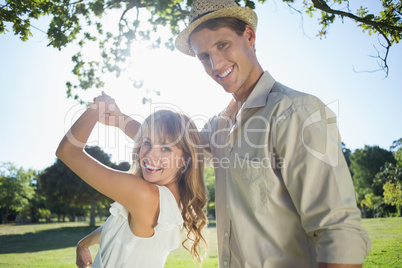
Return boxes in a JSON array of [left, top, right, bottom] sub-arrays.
[[93, 91, 122, 127], [92, 91, 141, 140], [76, 243, 93, 268]]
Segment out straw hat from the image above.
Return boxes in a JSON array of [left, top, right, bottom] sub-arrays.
[[175, 0, 258, 56]]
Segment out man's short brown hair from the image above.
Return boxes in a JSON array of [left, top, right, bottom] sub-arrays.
[[190, 17, 255, 52], [191, 17, 247, 39]]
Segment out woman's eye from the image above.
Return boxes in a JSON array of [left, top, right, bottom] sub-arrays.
[[162, 146, 171, 152], [143, 141, 151, 146]]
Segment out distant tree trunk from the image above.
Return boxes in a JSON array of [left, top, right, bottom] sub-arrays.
[[30, 207, 39, 223], [4, 207, 9, 224], [361, 208, 366, 219], [90, 198, 96, 226], [69, 209, 76, 222]]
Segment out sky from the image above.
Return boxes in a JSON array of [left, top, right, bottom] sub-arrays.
[[1, 1, 401, 171]]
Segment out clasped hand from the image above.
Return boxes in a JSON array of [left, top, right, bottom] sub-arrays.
[[92, 91, 122, 127]]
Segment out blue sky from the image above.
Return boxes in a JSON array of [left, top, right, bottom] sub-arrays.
[[1, 2, 401, 171]]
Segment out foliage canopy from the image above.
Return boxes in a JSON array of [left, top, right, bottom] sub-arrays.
[[1, 0, 401, 102], [350, 145, 396, 195], [0, 162, 36, 223], [38, 146, 123, 225]]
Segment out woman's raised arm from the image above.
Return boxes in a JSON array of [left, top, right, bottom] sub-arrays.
[[55, 94, 158, 215], [94, 91, 141, 140]]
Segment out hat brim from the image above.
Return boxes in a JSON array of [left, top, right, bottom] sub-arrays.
[[175, 6, 258, 57]]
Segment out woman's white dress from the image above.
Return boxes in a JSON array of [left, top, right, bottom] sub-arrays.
[[92, 185, 183, 267]]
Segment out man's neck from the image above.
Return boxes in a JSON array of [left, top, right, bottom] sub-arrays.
[[232, 69, 264, 106]]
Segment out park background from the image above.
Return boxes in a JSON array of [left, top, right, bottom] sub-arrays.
[[0, 0, 401, 267]]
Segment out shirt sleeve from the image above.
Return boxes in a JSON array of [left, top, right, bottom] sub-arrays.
[[200, 115, 215, 158], [274, 95, 371, 264]]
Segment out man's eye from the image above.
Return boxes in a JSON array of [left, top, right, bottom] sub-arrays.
[[219, 42, 227, 48], [198, 54, 209, 62]]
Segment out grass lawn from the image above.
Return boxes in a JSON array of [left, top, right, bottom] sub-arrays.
[[0, 218, 400, 267], [361, 217, 402, 268]]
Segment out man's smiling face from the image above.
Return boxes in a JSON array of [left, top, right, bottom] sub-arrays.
[[190, 25, 258, 102]]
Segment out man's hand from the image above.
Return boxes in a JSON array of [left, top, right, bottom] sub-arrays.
[[93, 91, 122, 127]]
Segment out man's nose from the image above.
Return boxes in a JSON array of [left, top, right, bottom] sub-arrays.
[[210, 52, 224, 70]]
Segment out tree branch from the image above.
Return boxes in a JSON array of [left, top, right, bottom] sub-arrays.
[[376, 31, 391, 75], [353, 42, 389, 77], [118, 4, 139, 33], [69, 0, 84, 5], [286, 3, 315, 40], [105, 0, 146, 10], [1, 4, 9, 10], [312, 0, 396, 76], [119, 6, 131, 30], [30, 24, 47, 35], [311, 0, 402, 32]]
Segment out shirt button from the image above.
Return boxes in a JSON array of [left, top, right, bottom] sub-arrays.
[[226, 204, 229, 209], [225, 231, 229, 237], [224, 260, 228, 266]]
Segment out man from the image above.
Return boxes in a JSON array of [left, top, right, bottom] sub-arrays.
[[175, 0, 371, 267]]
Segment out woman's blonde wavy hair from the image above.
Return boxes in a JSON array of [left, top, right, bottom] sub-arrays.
[[130, 110, 208, 262]]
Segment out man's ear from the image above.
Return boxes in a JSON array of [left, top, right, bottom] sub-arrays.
[[243, 25, 256, 48]]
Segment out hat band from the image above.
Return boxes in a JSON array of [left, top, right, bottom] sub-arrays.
[[190, 10, 215, 23]]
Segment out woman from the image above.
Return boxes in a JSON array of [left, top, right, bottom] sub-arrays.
[[56, 92, 208, 267]]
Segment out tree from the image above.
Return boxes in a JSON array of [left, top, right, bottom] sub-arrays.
[[350, 145, 396, 196], [38, 158, 85, 222], [302, 0, 401, 76], [1, 0, 400, 103], [359, 192, 384, 218], [372, 142, 402, 217], [342, 142, 352, 168], [374, 162, 402, 190], [80, 146, 115, 226], [383, 180, 402, 216], [0, 162, 36, 223], [112, 161, 131, 171], [38, 146, 120, 226], [390, 137, 402, 164]]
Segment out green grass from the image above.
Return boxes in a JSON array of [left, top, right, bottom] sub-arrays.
[[165, 225, 218, 268], [0, 222, 99, 268], [361, 218, 402, 268], [0, 218, 400, 267]]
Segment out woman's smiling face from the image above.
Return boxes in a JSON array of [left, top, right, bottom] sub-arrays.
[[139, 134, 185, 186]]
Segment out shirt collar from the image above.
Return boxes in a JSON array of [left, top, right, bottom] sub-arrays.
[[221, 71, 276, 120], [243, 70, 276, 109]]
